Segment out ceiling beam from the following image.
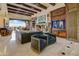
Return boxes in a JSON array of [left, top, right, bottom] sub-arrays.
[[8, 10, 31, 16], [8, 8, 34, 15], [7, 4, 37, 13], [33, 3, 47, 9], [49, 3, 56, 6], [16, 3, 41, 12], [8, 10, 32, 15], [8, 7, 35, 14]]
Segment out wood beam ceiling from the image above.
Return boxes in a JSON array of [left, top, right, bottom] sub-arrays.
[[32, 3, 47, 9], [7, 4, 37, 14], [8, 7, 34, 15], [16, 3, 41, 12], [8, 7, 35, 14], [49, 3, 56, 6], [8, 10, 31, 16]]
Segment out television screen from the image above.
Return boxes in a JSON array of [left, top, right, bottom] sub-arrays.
[[59, 20, 65, 29], [52, 20, 65, 29], [52, 20, 59, 28], [9, 19, 27, 27]]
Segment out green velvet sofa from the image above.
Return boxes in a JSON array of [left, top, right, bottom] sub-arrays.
[[31, 33, 56, 53]]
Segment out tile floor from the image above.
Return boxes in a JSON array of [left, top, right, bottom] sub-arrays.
[[0, 31, 79, 56]]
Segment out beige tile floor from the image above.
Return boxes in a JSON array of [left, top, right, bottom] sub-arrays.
[[0, 31, 79, 56]]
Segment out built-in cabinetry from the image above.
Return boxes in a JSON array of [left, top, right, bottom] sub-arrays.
[[51, 7, 67, 38]]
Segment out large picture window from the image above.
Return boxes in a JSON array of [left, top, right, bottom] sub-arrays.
[[9, 19, 28, 27]]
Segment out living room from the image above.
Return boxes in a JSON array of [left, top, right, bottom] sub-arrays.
[[0, 3, 79, 56]]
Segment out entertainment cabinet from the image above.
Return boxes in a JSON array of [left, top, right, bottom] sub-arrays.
[[51, 7, 67, 38]]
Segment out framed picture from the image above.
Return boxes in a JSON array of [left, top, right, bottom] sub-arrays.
[[37, 15, 47, 24]]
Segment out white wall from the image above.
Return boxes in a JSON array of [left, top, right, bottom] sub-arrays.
[[0, 3, 8, 28]]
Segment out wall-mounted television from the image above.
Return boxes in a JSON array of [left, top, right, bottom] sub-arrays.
[[52, 20, 65, 29], [52, 20, 59, 28], [59, 20, 65, 29]]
